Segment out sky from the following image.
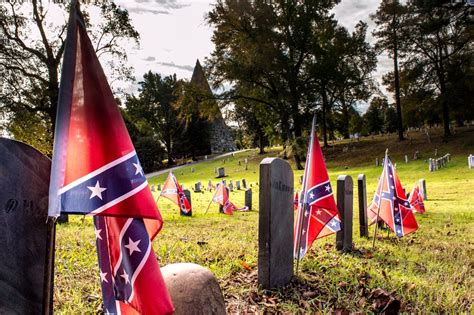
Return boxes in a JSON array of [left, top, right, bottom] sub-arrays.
[[110, 0, 392, 111]]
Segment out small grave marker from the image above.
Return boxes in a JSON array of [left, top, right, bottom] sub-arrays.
[[419, 179, 427, 200], [242, 179, 247, 189], [358, 174, 368, 238], [151, 184, 155, 192], [191, 167, 195, 173], [236, 180, 241, 190], [299, 175, 303, 184], [258, 158, 293, 289], [245, 188, 252, 210], [229, 180, 234, 191], [217, 167, 225, 178], [404, 155, 408, 163], [157, 183, 161, 191], [376, 158, 379, 167], [469, 154, 473, 169], [194, 182, 202, 193], [336, 175, 353, 252]]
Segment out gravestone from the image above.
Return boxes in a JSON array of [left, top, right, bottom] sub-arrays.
[[157, 183, 161, 191], [404, 155, 408, 163], [205, 155, 208, 160], [245, 188, 252, 211], [469, 154, 473, 169], [216, 167, 225, 178], [434, 148, 438, 157], [236, 180, 241, 190], [376, 158, 379, 167], [0, 138, 55, 314], [208, 180, 213, 191], [151, 184, 155, 192], [191, 167, 195, 173], [299, 175, 303, 184], [244, 158, 248, 164], [219, 187, 230, 213], [358, 174, 369, 238], [419, 179, 427, 200], [161, 263, 225, 315], [258, 158, 293, 289], [194, 182, 202, 193], [336, 175, 353, 252], [428, 158, 434, 172], [238, 161, 241, 166], [181, 190, 192, 216], [245, 164, 248, 171], [242, 179, 247, 189], [229, 180, 234, 191]]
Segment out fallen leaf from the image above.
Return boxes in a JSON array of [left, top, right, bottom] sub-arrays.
[[302, 291, 318, 298], [338, 281, 349, 288], [239, 260, 252, 271]]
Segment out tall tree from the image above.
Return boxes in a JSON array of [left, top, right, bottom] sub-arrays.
[[0, 1, 139, 154], [404, 0, 472, 136], [371, 0, 408, 141], [125, 72, 183, 165]]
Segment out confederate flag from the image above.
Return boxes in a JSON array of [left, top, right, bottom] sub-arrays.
[[408, 184, 426, 213], [160, 171, 191, 214]]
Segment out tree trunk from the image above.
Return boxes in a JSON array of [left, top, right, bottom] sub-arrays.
[[437, 55, 451, 137], [258, 131, 265, 154], [393, 34, 405, 141], [321, 87, 329, 147]]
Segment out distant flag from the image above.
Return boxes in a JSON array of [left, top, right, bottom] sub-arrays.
[[294, 116, 341, 260], [211, 182, 248, 214], [408, 184, 426, 213], [49, 1, 173, 313], [294, 191, 299, 211], [367, 154, 418, 237], [160, 172, 191, 214]]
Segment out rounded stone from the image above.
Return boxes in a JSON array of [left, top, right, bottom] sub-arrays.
[[161, 263, 226, 315]]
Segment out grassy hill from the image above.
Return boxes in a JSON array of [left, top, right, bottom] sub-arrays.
[[54, 126, 474, 313]]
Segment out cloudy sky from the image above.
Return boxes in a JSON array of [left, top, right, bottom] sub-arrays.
[[110, 0, 392, 110]]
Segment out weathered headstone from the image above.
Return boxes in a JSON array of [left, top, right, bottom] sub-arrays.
[[219, 187, 230, 213], [413, 151, 419, 160], [217, 167, 225, 178], [0, 138, 55, 314], [228, 180, 234, 191], [194, 182, 202, 193], [191, 167, 195, 173], [242, 179, 247, 189], [151, 184, 155, 192], [236, 180, 241, 190], [299, 175, 303, 184], [336, 175, 353, 252], [404, 155, 408, 163], [376, 158, 379, 167], [419, 179, 427, 200], [428, 158, 434, 172], [161, 263, 225, 315], [208, 180, 213, 191], [238, 161, 241, 166], [258, 158, 293, 289], [181, 190, 192, 216], [205, 155, 208, 160], [469, 154, 473, 169], [434, 148, 438, 157], [157, 183, 161, 191], [244, 158, 248, 164], [358, 174, 369, 238], [245, 188, 252, 211]]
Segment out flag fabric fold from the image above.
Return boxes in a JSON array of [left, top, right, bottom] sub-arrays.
[[49, 1, 173, 313], [211, 182, 248, 214], [160, 172, 192, 214], [408, 184, 426, 213], [367, 155, 419, 237], [294, 116, 341, 260]]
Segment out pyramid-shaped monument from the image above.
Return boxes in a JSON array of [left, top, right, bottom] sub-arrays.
[[190, 59, 236, 153]]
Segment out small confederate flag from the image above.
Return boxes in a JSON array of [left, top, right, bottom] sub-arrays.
[[49, 1, 173, 313], [294, 191, 299, 211], [367, 154, 418, 237], [294, 116, 341, 260], [212, 182, 235, 215], [160, 172, 191, 214], [408, 184, 425, 213]]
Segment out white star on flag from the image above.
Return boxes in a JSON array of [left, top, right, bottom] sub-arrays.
[[87, 181, 107, 200], [133, 162, 143, 176], [310, 192, 315, 199], [302, 229, 305, 235], [325, 185, 331, 192], [304, 210, 309, 217], [316, 209, 322, 215], [124, 237, 141, 255], [397, 229, 401, 234], [99, 271, 108, 283], [94, 228, 102, 240], [331, 221, 337, 227], [120, 270, 130, 284]]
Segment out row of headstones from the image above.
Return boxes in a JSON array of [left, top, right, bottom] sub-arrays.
[[429, 153, 451, 172], [194, 178, 249, 192], [468, 154, 474, 169], [375, 151, 421, 167], [257, 157, 428, 290]]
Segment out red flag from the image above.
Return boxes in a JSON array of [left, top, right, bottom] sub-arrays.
[[294, 116, 341, 259], [50, 2, 173, 313], [367, 155, 418, 237], [294, 191, 299, 211], [212, 183, 239, 214], [160, 172, 191, 214], [408, 184, 425, 213]]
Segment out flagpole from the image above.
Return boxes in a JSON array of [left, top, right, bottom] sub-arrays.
[[372, 148, 388, 248], [205, 182, 220, 214]]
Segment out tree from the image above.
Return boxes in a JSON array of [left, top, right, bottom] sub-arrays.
[[364, 96, 387, 134], [371, 0, 408, 141], [403, 1, 472, 136], [126, 72, 183, 165], [207, 0, 340, 168], [0, 1, 139, 154]]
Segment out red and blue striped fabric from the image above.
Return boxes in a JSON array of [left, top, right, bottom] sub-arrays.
[[294, 116, 341, 260], [48, 1, 173, 313]]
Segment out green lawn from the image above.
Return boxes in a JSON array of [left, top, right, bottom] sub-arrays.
[[54, 127, 474, 313]]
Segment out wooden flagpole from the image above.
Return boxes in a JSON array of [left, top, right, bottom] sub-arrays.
[[205, 182, 220, 214]]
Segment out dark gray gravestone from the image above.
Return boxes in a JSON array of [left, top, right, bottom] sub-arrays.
[[181, 190, 192, 216], [358, 174, 369, 238], [336, 175, 353, 252], [157, 183, 161, 191], [236, 180, 241, 190], [419, 179, 427, 200], [216, 167, 225, 178], [151, 184, 155, 192], [245, 188, 252, 211], [219, 187, 230, 214], [298, 175, 303, 184], [0, 138, 55, 314], [258, 158, 293, 289], [242, 179, 247, 189], [228, 180, 233, 191], [194, 182, 202, 193]]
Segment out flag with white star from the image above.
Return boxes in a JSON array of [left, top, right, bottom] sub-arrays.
[[160, 172, 191, 214], [48, 2, 173, 313], [408, 184, 426, 214], [294, 116, 341, 260], [367, 155, 418, 237]]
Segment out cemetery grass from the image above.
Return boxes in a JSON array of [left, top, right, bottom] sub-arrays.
[[54, 127, 474, 313]]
